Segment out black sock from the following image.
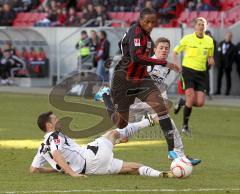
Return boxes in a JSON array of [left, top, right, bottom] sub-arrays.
[[179, 98, 186, 106], [183, 105, 192, 126], [102, 93, 115, 119], [159, 115, 175, 151]]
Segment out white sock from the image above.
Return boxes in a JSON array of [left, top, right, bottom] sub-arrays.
[[171, 119, 185, 157], [115, 119, 150, 138], [138, 166, 161, 177]]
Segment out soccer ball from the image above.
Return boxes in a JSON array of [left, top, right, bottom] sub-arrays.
[[170, 157, 193, 178]]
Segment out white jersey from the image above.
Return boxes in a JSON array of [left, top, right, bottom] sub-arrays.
[[147, 55, 171, 87], [129, 55, 172, 122], [31, 131, 87, 174]]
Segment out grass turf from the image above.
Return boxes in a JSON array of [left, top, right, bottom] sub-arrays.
[[0, 92, 239, 194]]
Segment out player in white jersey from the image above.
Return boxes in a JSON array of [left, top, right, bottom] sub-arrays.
[[129, 37, 201, 165], [30, 111, 174, 178]]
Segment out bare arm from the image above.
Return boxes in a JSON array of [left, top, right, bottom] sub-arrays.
[[29, 166, 57, 173], [52, 150, 86, 177], [208, 56, 215, 66], [172, 51, 180, 67]]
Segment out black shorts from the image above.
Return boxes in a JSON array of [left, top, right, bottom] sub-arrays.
[[182, 66, 206, 92], [111, 70, 159, 112]]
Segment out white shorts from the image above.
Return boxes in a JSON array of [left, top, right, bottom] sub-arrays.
[[85, 137, 123, 175]]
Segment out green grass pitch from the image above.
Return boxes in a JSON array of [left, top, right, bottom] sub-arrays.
[[0, 92, 239, 194]]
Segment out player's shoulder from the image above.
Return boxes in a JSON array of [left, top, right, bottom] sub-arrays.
[[129, 22, 143, 35], [44, 131, 61, 144]]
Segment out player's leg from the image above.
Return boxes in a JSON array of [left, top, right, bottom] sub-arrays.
[[114, 113, 154, 143], [170, 119, 184, 157], [170, 118, 201, 165], [119, 161, 173, 178], [174, 77, 186, 114], [182, 88, 195, 136], [143, 89, 178, 159], [97, 69, 134, 128], [194, 91, 205, 107], [99, 86, 130, 128]]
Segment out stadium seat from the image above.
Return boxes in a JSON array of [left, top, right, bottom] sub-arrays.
[[198, 11, 209, 20], [178, 11, 190, 25], [131, 12, 139, 23], [124, 12, 134, 24], [108, 12, 117, 20], [13, 13, 32, 26], [208, 11, 220, 25], [189, 11, 197, 21], [115, 12, 127, 21]]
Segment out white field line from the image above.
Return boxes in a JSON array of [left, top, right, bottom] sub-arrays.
[[2, 188, 240, 193]]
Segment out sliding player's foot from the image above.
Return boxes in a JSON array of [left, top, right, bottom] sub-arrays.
[[174, 97, 185, 114], [143, 113, 155, 127], [94, 86, 110, 101], [159, 171, 174, 178]]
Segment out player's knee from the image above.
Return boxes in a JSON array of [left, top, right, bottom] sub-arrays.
[[156, 109, 169, 117], [104, 130, 120, 140], [117, 120, 128, 129], [196, 101, 205, 107]]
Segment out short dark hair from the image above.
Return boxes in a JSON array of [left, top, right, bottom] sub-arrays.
[[155, 37, 170, 48], [140, 8, 156, 19], [100, 30, 107, 38], [37, 111, 53, 132], [81, 30, 88, 35]]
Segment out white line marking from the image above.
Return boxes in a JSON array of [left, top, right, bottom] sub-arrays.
[[2, 188, 240, 193]]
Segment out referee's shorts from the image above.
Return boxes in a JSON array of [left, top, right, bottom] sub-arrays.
[[182, 66, 206, 92]]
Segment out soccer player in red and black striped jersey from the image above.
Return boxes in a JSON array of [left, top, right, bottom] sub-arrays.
[[99, 8, 181, 159]]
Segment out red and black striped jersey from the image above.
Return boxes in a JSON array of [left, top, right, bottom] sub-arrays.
[[118, 23, 167, 80]]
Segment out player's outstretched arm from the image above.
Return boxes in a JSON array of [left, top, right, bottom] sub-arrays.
[[29, 166, 57, 173], [52, 150, 87, 177], [172, 51, 179, 66], [166, 62, 182, 73]]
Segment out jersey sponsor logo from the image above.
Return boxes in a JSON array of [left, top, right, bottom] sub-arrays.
[[134, 38, 141, 46], [147, 41, 152, 49], [203, 49, 208, 56], [54, 138, 61, 145]]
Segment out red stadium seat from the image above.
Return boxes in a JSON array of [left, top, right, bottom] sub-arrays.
[[208, 11, 220, 25], [198, 11, 209, 20], [188, 11, 197, 22], [115, 12, 126, 21], [125, 12, 132, 23], [178, 11, 190, 24], [108, 12, 117, 20], [131, 12, 139, 23], [13, 13, 32, 26]]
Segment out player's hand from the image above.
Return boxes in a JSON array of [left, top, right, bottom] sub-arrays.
[[208, 57, 215, 66], [167, 62, 182, 73]]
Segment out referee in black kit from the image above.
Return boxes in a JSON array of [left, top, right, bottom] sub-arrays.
[[95, 8, 181, 159]]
